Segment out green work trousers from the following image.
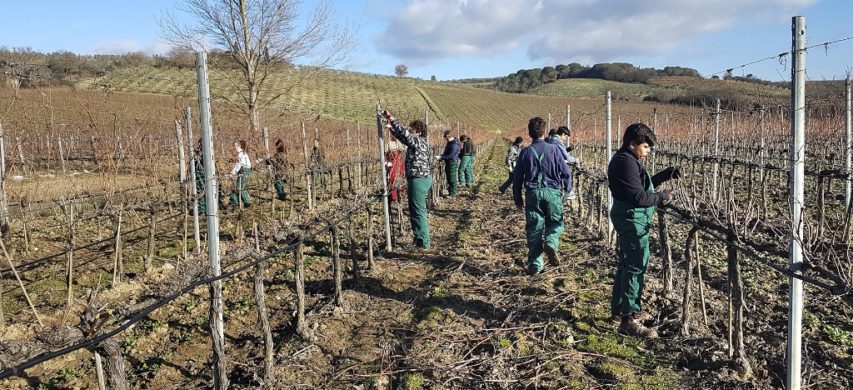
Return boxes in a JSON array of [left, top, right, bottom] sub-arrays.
[[407, 177, 432, 249], [445, 160, 459, 197], [459, 156, 475, 186], [524, 187, 564, 273], [229, 168, 252, 207], [274, 179, 287, 201], [609, 201, 655, 317]]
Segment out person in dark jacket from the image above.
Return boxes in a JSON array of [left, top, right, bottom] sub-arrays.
[[311, 139, 328, 193], [384, 110, 433, 249], [268, 138, 288, 201], [499, 136, 524, 194], [607, 122, 679, 338], [458, 135, 476, 187], [513, 117, 572, 275], [438, 130, 461, 197]]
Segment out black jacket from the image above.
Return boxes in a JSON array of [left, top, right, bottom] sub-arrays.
[[461, 140, 474, 156], [607, 146, 667, 207]]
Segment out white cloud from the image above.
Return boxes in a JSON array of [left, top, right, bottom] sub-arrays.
[[374, 0, 817, 65], [91, 40, 173, 56]]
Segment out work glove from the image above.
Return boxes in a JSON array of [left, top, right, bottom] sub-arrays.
[[659, 190, 673, 205], [652, 166, 681, 187]]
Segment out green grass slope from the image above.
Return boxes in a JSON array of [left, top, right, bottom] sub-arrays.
[[98, 66, 694, 133]]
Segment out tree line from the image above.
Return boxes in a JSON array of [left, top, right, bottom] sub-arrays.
[[481, 63, 701, 93]]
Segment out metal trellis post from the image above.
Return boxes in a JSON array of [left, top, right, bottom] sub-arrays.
[[786, 16, 806, 390]]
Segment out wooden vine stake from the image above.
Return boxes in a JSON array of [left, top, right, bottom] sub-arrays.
[[331, 225, 343, 306], [365, 206, 375, 271], [61, 200, 76, 324], [112, 203, 124, 287], [726, 227, 753, 379], [658, 212, 674, 294], [0, 238, 43, 327], [348, 218, 360, 282], [252, 221, 274, 385], [680, 227, 700, 336], [294, 239, 310, 339]]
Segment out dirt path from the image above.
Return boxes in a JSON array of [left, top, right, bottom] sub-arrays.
[[259, 140, 683, 389], [8, 139, 850, 389]]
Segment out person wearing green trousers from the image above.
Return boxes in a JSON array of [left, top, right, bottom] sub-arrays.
[[384, 110, 433, 249], [458, 135, 476, 187], [608, 122, 680, 338], [512, 117, 572, 275], [229, 139, 253, 207], [268, 138, 288, 201], [439, 130, 461, 197]]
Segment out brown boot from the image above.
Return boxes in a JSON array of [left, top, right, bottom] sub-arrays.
[[619, 316, 659, 339], [544, 245, 560, 267], [611, 311, 652, 324]]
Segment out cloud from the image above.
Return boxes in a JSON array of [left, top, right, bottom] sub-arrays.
[[91, 40, 173, 56], [374, 0, 817, 65]]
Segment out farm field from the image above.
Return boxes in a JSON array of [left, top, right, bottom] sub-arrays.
[[0, 59, 850, 390]]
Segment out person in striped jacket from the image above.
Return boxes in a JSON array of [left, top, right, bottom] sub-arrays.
[[383, 110, 433, 250]]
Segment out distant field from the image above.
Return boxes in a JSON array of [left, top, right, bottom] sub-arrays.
[[529, 76, 790, 110]]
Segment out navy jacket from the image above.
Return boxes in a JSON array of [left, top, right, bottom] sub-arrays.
[[440, 139, 461, 161], [512, 140, 572, 206]]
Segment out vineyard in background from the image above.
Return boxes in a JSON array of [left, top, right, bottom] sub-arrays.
[[0, 35, 851, 388]]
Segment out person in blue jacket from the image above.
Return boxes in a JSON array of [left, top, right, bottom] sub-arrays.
[[438, 130, 461, 197], [513, 117, 572, 275]]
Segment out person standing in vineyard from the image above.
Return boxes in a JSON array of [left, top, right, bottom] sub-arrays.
[[459, 134, 476, 188], [383, 110, 432, 249], [607, 123, 679, 338], [385, 134, 406, 202], [268, 138, 288, 201], [499, 136, 524, 194], [438, 130, 461, 197], [513, 117, 572, 275], [311, 138, 328, 194], [228, 139, 253, 207]]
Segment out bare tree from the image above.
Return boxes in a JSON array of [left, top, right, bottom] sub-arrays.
[[160, 0, 352, 138], [395, 64, 408, 77]]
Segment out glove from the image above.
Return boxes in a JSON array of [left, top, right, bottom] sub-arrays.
[[566, 146, 574, 152], [381, 110, 394, 121], [659, 190, 673, 205], [652, 166, 681, 187]]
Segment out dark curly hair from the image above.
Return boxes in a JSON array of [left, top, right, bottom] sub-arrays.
[[410, 120, 427, 136], [622, 123, 656, 147], [528, 117, 547, 139]]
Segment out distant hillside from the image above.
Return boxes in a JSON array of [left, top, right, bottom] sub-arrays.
[[95, 65, 694, 133], [529, 76, 791, 111]]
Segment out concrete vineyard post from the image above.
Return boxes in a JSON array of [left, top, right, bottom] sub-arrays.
[[196, 51, 227, 390], [713, 99, 721, 203], [301, 121, 313, 210], [846, 77, 851, 210], [605, 91, 613, 241], [566, 105, 571, 148], [375, 104, 393, 251], [175, 120, 187, 184], [787, 16, 806, 390], [0, 121, 8, 235]]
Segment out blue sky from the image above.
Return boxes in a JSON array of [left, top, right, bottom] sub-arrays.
[[1, 0, 851, 82]]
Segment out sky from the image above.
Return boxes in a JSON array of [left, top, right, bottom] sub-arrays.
[[1, 0, 852, 82]]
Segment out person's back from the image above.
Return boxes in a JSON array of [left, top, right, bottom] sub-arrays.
[[513, 118, 572, 275]]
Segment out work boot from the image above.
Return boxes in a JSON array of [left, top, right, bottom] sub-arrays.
[[544, 245, 560, 266], [619, 315, 659, 339], [611, 311, 653, 324]]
